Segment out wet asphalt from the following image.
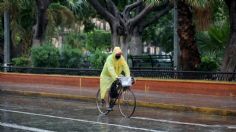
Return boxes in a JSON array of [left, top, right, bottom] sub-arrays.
[[0, 93, 236, 132]]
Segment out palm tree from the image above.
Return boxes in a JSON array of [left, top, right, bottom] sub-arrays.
[[46, 3, 75, 36], [0, 0, 76, 47], [0, 0, 35, 57], [178, 0, 236, 73], [148, 0, 203, 70], [176, 0, 202, 71], [151, 0, 236, 73], [59, 0, 95, 32], [196, 21, 229, 56]]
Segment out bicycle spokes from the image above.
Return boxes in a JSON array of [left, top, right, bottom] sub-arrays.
[[96, 89, 109, 115], [118, 89, 136, 118], [96, 86, 136, 118]]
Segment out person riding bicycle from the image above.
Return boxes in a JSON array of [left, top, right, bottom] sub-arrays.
[[100, 47, 130, 110]]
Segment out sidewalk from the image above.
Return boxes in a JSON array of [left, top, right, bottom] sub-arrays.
[[1, 81, 236, 116]]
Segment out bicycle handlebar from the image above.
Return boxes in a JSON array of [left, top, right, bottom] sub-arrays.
[[117, 76, 134, 87]]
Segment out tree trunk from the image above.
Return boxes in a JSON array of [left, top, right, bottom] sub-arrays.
[[221, 0, 236, 74], [177, 0, 201, 71], [222, 32, 236, 72], [33, 0, 51, 47], [88, 0, 171, 58], [102, 20, 107, 30], [111, 33, 120, 47], [120, 36, 128, 60], [111, 27, 143, 57], [110, 22, 120, 47], [129, 33, 142, 55]]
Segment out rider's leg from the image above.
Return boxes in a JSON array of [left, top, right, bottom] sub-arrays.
[[100, 78, 116, 111], [107, 82, 118, 111], [100, 88, 109, 107], [100, 77, 113, 100], [101, 84, 113, 109]]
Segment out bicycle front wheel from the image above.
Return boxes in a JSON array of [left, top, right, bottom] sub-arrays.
[[96, 89, 109, 115], [118, 88, 136, 118]]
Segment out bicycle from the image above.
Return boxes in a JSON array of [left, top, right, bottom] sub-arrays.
[[96, 77, 136, 118]]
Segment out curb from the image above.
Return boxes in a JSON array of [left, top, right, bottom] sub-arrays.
[[136, 102, 236, 116], [1, 89, 236, 116], [0, 89, 95, 102]]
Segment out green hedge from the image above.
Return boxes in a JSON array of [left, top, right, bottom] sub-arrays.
[[31, 44, 60, 67], [198, 55, 219, 71], [31, 43, 83, 68], [86, 30, 111, 51], [88, 49, 109, 69], [59, 45, 82, 68], [12, 56, 31, 67]]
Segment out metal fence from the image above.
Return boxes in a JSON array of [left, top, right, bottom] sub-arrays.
[[128, 55, 173, 70], [0, 66, 101, 76], [1, 66, 236, 81], [132, 70, 236, 81]]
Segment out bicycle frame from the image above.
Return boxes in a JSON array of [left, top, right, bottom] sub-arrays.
[[108, 84, 126, 109]]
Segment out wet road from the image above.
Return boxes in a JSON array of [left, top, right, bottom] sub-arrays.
[[0, 93, 236, 132]]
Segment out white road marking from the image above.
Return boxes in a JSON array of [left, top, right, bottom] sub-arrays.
[[0, 122, 55, 132], [227, 125, 236, 129], [0, 109, 164, 132], [132, 116, 236, 129]]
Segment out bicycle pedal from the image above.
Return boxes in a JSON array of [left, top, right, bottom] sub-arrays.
[[101, 99, 106, 106], [107, 107, 113, 111]]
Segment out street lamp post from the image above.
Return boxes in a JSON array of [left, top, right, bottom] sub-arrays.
[[4, 10, 10, 72], [173, 0, 180, 71]]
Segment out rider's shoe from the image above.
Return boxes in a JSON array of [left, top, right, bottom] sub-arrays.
[[107, 107, 113, 111], [107, 99, 114, 111]]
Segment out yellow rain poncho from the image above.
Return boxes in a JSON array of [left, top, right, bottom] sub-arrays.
[[100, 47, 130, 99]]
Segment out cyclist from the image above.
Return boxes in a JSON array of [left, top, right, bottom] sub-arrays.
[[100, 47, 130, 110]]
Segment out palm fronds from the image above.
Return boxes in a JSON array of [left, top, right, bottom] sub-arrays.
[[197, 21, 229, 54], [48, 3, 75, 27], [46, 3, 75, 37], [186, 0, 210, 8]]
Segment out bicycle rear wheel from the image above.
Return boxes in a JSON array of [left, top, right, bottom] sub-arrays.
[[118, 88, 136, 118], [96, 89, 110, 114]]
